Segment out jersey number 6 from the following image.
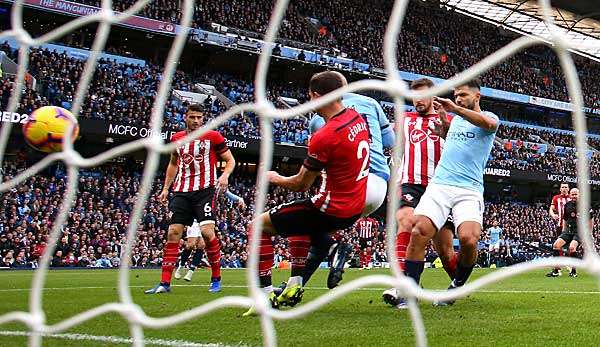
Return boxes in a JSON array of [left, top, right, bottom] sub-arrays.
[[204, 202, 212, 217]]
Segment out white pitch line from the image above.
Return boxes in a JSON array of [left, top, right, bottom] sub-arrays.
[[0, 330, 245, 347], [0, 284, 598, 295]]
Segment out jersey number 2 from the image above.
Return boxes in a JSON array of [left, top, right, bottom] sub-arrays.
[[356, 140, 370, 181]]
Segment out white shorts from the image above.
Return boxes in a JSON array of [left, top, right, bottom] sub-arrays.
[[488, 241, 500, 252], [186, 221, 201, 238], [362, 173, 388, 217], [413, 183, 484, 230]]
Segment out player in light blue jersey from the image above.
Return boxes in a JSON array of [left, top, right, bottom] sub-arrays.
[[487, 220, 502, 251], [403, 79, 499, 306]]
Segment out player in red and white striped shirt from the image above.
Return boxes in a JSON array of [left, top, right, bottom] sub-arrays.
[[383, 78, 459, 308], [355, 216, 379, 250], [145, 104, 236, 294], [400, 111, 444, 186], [550, 183, 571, 233], [546, 182, 570, 277]]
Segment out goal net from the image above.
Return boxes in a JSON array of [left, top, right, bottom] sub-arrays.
[[0, 0, 597, 346]]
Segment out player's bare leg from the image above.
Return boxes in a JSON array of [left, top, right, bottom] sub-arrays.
[[568, 240, 579, 277], [145, 223, 185, 294], [434, 221, 481, 306], [433, 224, 458, 279], [175, 236, 197, 280], [547, 238, 566, 277], [200, 222, 222, 292]]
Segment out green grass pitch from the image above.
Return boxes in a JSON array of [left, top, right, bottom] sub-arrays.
[[0, 267, 599, 346]]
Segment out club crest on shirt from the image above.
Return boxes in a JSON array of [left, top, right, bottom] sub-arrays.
[[181, 153, 204, 165]]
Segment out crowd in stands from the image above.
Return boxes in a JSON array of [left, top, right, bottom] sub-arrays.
[[0, 42, 311, 146], [4, 41, 600, 177], [497, 125, 600, 150], [2, 156, 600, 270], [489, 125, 600, 177], [0, 158, 316, 269], [71, 0, 600, 108]]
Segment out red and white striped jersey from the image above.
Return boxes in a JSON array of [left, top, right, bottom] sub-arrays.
[[399, 112, 447, 186], [355, 217, 378, 239], [171, 130, 229, 192], [551, 194, 571, 228]]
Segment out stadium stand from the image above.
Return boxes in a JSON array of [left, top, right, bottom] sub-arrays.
[[65, 0, 600, 107]]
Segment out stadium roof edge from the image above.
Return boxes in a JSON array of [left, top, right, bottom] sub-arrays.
[[438, 0, 600, 62]]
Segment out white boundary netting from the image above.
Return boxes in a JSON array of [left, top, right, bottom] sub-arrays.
[[0, 0, 599, 346]]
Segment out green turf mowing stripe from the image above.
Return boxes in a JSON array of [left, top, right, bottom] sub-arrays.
[[0, 330, 246, 347]]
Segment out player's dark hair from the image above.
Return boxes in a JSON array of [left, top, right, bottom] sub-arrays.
[[410, 78, 434, 90], [458, 78, 481, 90], [309, 71, 345, 96], [187, 103, 205, 114]]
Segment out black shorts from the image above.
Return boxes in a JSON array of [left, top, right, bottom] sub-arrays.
[[558, 232, 580, 244], [399, 183, 454, 230], [169, 188, 216, 226], [269, 199, 360, 237], [399, 183, 426, 209], [359, 238, 373, 249]]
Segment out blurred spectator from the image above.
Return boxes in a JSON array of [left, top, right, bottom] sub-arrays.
[[95, 254, 113, 268]]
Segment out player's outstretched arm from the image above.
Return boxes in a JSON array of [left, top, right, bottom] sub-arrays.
[[434, 97, 498, 132], [267, 166, 320, 192], [158, 152, 178, 203], [217, 149, 236, 193]]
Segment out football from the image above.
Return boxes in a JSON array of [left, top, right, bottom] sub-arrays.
[[22, 106, 79, 153]]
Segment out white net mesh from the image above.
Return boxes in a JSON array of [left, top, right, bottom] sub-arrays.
[[0, 0, 599, 346]]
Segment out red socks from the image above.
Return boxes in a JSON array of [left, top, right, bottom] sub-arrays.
[[258, 235, 274, 278], [396, 231, 411, 271], [206, 236, 222, 281], [442, 252, 459, 280], [248, 224, 274, 287], [289, 235, 310, 277], [161, 241, 179, 284]]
